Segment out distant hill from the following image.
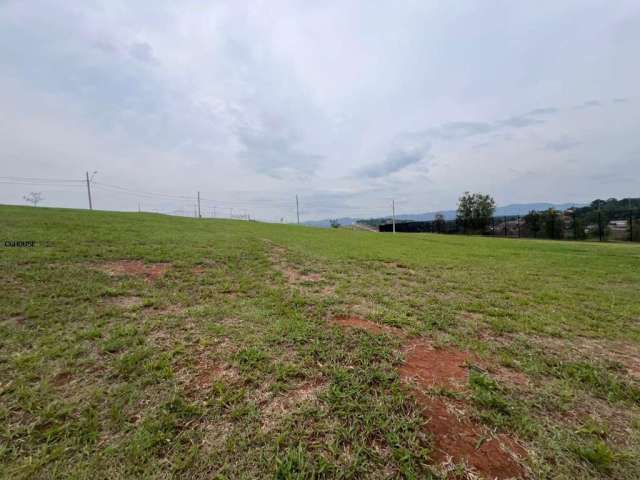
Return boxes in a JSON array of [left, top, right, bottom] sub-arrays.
[[303, 202, 586, 228]]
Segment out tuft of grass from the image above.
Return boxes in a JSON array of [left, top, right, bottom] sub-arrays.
[[574, 440, 618, 470]]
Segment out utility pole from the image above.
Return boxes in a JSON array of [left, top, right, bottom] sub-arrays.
[[197, 192, 201, 219], [138, 201, 141, 213], [85, 171, 93, 210], [213, 206, 217, 218], [392, 199, 396, 234], [296, 195, 300, 224]]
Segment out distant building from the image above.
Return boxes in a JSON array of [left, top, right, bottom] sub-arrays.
[[609, 220, 628, 231]]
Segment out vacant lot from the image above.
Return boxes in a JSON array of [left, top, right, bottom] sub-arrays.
[[1, 205, 639, 479]]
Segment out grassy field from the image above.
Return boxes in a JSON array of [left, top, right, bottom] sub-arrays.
[[1, 205, 640, 479]]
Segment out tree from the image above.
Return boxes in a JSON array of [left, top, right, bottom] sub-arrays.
[[571, 213, 587, 240], [523, 210, 542, 237], [456, 192, 496, 233], [433, 213, 446, 233], [543, 208, 564, 239], [23, 192, 43, 207], [329, 219, 340, 229]]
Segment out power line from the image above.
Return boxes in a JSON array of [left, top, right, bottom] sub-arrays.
[[2, 174, 410, 221], [0, 180, 85, 187], [92, 181, 193, 200], [0, 176, 84, 183]]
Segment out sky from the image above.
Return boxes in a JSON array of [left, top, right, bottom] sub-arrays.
[[1, 1, 639, 221]]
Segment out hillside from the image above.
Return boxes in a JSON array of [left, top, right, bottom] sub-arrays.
[[2, 205, 640, 479]]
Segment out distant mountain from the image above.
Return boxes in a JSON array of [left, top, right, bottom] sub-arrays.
[[495, 203, 584, 217], [302, 217, 357, 228], [303, 202, 586, 228]]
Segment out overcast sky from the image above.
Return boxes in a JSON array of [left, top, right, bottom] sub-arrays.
[[1, 1, 639, 221]]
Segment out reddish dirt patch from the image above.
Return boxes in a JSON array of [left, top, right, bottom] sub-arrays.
[[330, 315, 404, 337], [399, 342, 527, 478], [98, 260, 170, 281], [331, 314, 528, 478], [399, 340, 471, 392], [415, 392, 526, 479]]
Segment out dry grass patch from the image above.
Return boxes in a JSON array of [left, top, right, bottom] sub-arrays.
[[103, 295, 145, 308], [260, 380, 327, 431], [96, 260, 171, 281], [268, 244, 324, 285], [529, 335, 640, 380], [329, 315, 405, 337]]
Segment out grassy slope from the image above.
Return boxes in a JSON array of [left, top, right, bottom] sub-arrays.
[[1, 205, 639, 479]]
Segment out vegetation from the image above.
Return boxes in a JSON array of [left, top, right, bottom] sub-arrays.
[[356, 217, 402, 228], [1, 205, 640, 479], [456, 192, 496, 233], [574, 198, 640, 224], [433, 213, 446, 233], [524, 208, 565, 239], [22, 191, 43, 207]]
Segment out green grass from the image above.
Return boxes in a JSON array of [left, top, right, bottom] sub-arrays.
[[1, 205, 640, 479]]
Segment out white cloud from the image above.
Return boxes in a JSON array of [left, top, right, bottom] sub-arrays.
[[1, 0, 639, 220]]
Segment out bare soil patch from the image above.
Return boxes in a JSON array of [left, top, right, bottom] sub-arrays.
[[97, 260, 170, 281], [330, 315, 527, 478], [400, 340, 471, 392], [400, 343, 527, 478], [416, 392, 526, 479], [330, 315, 404, 337]]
